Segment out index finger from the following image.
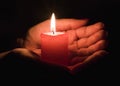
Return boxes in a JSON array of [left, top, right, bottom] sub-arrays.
[[76, 22, 104, 38]]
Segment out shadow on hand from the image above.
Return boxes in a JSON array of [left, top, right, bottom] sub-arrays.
[[0, 51, 72, 80], [0, 50, 111, 84]]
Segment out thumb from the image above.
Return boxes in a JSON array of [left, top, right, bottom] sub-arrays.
[[12, 48, 40, 60]]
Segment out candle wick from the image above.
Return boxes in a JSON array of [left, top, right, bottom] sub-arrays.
[[53, 31, 55, 34]]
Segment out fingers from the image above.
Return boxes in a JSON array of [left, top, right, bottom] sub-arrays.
[[77, 40, 107, 56], [70, 50, 108, 65], [56, 19, 88, 31], [76, 22, 104, 38], [68, 22, 106, 52], [77, 30, 107, 48], [67, 50, 108, 74], [68, 29, 107, 54], [70, 56, 87, 65], [83, 50, 108, 63], [68, 39, 107, 64], [66, 29, 77, 44]]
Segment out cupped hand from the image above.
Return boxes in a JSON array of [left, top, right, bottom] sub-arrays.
[[16, 19, 108, 74]]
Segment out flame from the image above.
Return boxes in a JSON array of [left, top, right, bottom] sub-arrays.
[[50, 13, 56, 34]]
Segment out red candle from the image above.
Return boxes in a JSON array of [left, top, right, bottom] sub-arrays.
[[41, 13, 69, 66]]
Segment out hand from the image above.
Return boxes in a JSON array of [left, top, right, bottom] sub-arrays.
[[15, 19, 108, 74]]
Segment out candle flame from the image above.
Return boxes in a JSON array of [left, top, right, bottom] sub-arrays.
[[50, 13, 56, 34]]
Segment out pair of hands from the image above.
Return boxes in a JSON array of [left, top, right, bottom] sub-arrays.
[[0, 19, 108, 74]]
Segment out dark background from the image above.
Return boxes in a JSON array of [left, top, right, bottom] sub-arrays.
[[0, 0, 119, 84]]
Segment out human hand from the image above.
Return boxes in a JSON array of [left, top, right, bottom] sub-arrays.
[[17, 19, 108, 74]]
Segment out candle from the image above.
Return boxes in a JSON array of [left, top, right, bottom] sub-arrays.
[[41, 13, 69, 66]]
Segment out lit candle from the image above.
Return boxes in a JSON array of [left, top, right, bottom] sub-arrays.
[[41, 13, 69, 66]]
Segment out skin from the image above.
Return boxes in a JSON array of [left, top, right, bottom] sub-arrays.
[[0, 19, 108, 74]]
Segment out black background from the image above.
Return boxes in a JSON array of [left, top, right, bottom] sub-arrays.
[[0, 0, 119, 84]]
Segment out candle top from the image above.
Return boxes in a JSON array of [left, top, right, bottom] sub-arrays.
[[43, 32, 65, 36], [43, 13, 65, 36]]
